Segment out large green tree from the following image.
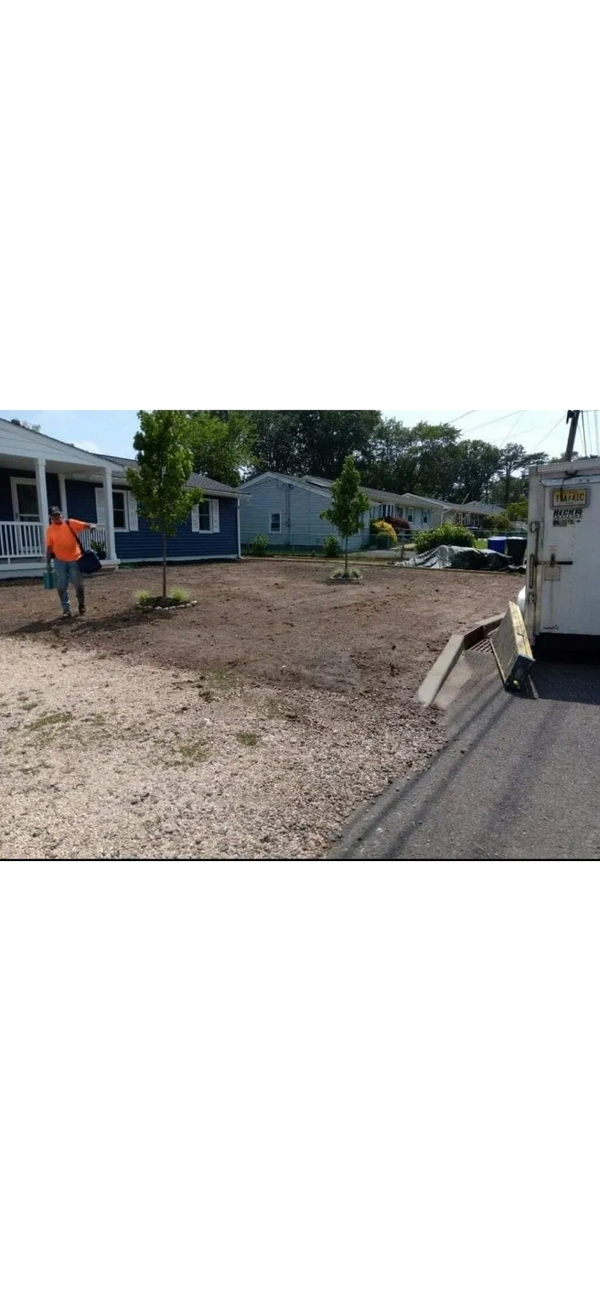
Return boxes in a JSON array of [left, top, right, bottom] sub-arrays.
[[243, 410, 381, 480], [320, 456, 370, 576], [126, 410, 203, 600], [185, 411, 254, 486], [494, 444, 548, 507]]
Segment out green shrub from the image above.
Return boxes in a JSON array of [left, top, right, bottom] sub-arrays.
[[322, 534, 342, 557], [488, 514, 511, 532], [135, 589, 152, 606], [250, 534, 270, 556], [414, 524, 476, 553], [170, 587, 190, 604]]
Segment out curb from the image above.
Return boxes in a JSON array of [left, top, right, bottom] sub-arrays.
[[416, 614, 503, 707]]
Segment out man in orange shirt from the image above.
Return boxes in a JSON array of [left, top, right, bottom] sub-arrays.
[[45, 506, 94, 618]]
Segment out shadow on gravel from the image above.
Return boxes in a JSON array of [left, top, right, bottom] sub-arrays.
[[7, 609, 162, 637]]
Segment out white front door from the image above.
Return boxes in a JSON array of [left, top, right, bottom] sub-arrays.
[[10, 478, 42, 556]]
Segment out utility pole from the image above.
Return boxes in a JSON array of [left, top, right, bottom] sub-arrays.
[[564, 410, 580, 461]]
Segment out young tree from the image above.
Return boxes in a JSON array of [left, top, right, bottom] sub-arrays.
[[320, 456, 370, 576], [125, 410, 204, 601]]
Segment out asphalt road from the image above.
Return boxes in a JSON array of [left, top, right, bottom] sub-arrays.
[[330, 648, 600, 860]]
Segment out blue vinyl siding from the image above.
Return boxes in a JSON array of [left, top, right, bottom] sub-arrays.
[[64, 479, 98, 521], [0, 465, 239, 562], [114, 496, 238, 561], [240, 476, 369, 550], [63, 477, 239, 561]]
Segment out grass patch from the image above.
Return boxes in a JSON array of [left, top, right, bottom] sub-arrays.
[[135, 590, 152, 606], [26, 711, 72, 730], [178, 741, 210, 763], [236, 730, 259, 747], [170, 587, 190, 604], [201, 668, 236, 693]]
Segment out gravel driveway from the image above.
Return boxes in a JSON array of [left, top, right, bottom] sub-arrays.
[[0, 563, 519, 860], [0, 638, 442, 861]]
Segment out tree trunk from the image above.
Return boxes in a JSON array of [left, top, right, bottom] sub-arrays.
[[344, 534, 349, 576], [162, 531, 167, 600]]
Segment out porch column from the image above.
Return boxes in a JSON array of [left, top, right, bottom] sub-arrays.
[[35, 458, 49, 546], [58, 473, 68, 517], [103, 465, 117, 562]]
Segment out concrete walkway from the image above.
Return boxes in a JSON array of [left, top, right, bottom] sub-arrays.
[[330, 648, 600, 860]]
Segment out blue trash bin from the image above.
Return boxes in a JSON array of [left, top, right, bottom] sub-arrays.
[[487, 535, 507, 555]]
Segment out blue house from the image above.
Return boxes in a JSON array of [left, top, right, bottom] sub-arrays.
[[0, 418, 243, 578]]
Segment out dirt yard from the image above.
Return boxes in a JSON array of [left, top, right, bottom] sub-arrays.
[[0, 560, 520, 860]]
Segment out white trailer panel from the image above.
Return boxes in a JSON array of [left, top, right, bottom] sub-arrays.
[[525, 457, 600, 658]]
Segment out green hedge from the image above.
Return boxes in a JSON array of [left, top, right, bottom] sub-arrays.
[[414, 524, 476, 554]]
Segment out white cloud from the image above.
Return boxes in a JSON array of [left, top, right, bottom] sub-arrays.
[[74, 440, 101, 453]]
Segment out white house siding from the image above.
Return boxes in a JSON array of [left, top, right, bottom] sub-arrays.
[[240, 476, 368, 550]]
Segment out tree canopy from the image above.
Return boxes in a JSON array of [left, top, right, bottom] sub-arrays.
[[182, 410, 548, 506]]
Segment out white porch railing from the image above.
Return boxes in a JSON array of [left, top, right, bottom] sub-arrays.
[[0, 521, 44, 562], [0, 522, 108, 563], [79, 526, 108, 555]]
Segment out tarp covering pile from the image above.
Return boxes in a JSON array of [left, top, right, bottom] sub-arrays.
[[396, 545, 512, 571]]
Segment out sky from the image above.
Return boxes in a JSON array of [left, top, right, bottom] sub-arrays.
[[0, 409, 585, 461]]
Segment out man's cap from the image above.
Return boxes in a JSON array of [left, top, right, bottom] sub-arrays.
[[50, 506, 62, 516]]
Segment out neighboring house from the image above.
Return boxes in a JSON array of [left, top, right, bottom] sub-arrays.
[[0, 419, 243, 578], [444, 500, 503, 530], [239, 472, 453, 549], [239, 473, 365, 550]]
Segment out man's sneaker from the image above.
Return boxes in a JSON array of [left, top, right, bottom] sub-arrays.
[[62, 610, 72, 619]]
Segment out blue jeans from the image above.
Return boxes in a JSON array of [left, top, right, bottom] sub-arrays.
[[53, 559, 84, 613]]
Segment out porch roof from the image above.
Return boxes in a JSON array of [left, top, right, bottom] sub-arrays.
[[0, 418, 122, 475]]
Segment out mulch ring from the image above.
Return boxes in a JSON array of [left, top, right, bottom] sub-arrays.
[[138, 598, 198, 611]]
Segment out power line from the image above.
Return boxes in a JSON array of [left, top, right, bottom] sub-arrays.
[[484, 413, 566, 446], [450, 409, 476, 424], [457, 410, 523, 435], [496, 410, 526, 444], [529, 414, 566, 453]]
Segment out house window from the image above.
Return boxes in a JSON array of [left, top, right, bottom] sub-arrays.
[[197, 501, 211, 531], [112, 489, 128, 530], [270, 511, 281, 533], [422, 511, 429, 524], [407, 511, 413, 523]]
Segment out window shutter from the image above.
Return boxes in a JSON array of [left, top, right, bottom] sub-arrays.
[[210, 498, 220, 532], [95, 486, 106, 526], [191, 504, 200, 532], [127, 492, 139, 531]]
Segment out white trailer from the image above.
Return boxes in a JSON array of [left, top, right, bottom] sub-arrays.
[[525, 456, 600, 660]]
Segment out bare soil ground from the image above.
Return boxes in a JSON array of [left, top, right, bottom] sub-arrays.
[[0, 561, 520, 860]]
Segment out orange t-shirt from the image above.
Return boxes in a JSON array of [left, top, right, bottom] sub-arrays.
[[45, 519, 87, 562]]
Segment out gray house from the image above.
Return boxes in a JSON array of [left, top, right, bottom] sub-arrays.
[[240, 472, 452, 550]]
